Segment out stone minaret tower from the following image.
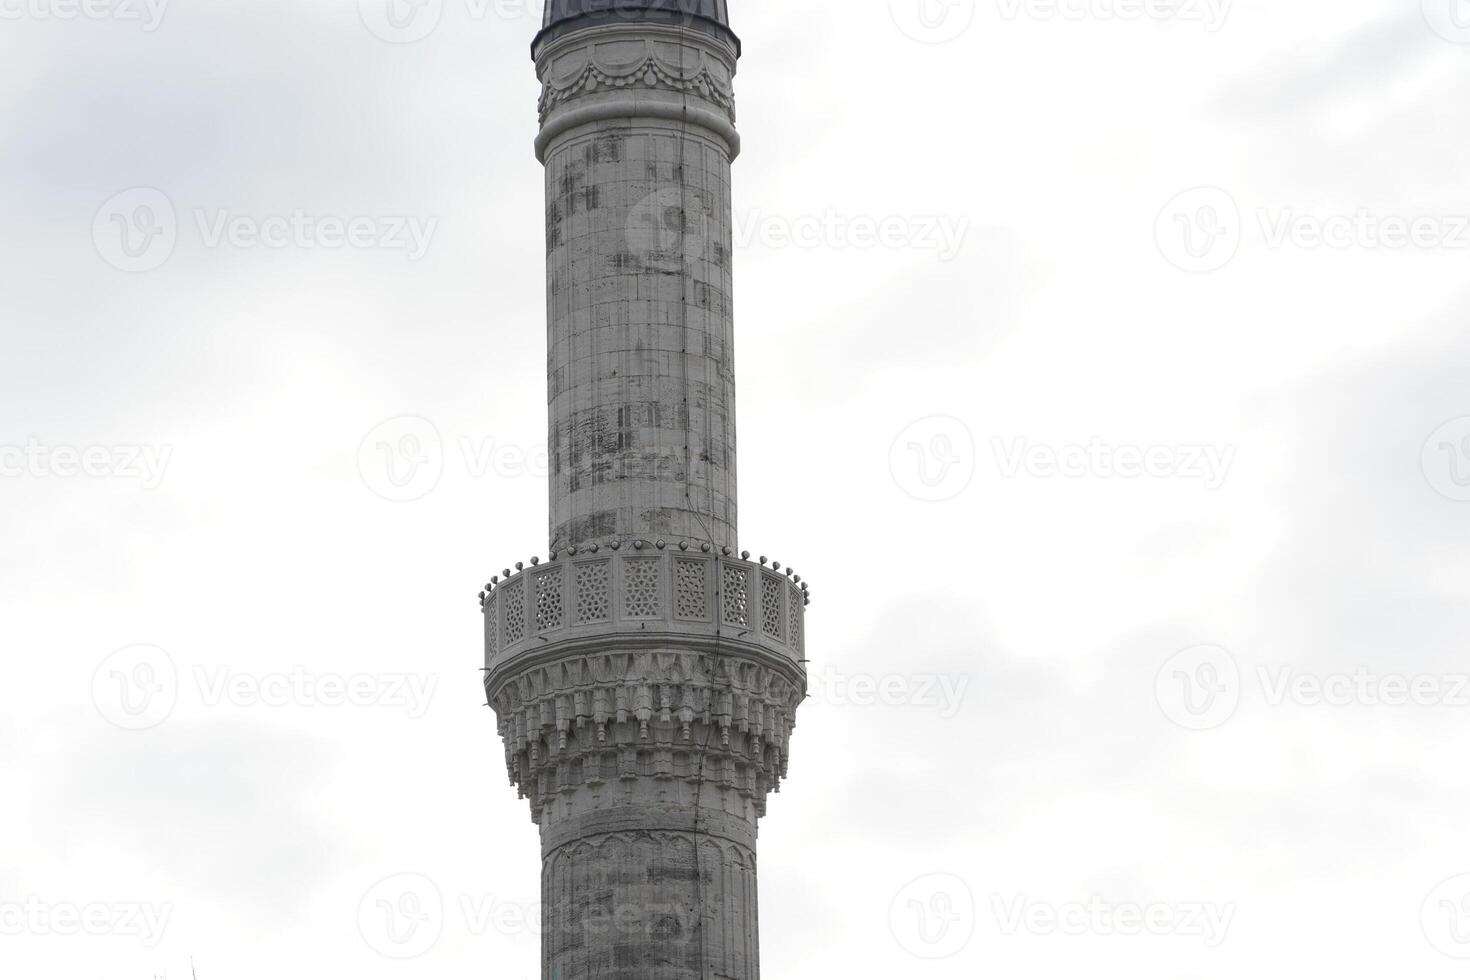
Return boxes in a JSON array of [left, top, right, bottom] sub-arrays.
[[479, 2, 809, 978]]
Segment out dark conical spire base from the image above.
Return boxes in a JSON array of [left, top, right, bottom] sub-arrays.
[[534, 0, 739, 55]]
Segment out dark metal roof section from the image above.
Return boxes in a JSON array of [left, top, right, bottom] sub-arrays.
[[534, 0, 740, 56]]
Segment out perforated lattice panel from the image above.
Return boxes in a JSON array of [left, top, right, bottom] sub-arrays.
[[722, 565, 750, 627], [761, 573, 784, 641], [789, 586, 803, 653], [624, 558, 662, 619], [503, 578, 526, 644], [674, 559, 709, 620], [575, 561, 611, 624], [536, 568, 565, 631], [485, 592, 498, 656]]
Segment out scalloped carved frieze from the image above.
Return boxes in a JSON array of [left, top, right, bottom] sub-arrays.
[[538, 35, 736, 124], [488, 649, 802, 822]]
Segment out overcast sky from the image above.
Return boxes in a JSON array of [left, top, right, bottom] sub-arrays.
[[4, 0, 1470, 977]]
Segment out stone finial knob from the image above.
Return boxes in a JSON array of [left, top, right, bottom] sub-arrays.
[[759, 556, 768, 566], [516, 562, 524, 571], [550, 551, 558, 561], [491, 576, 499, 585], [590, 544, 599, 553], [479, 591, 487, 601], [503, 569, 512, 578], [633, 540, 644, 549], [531, 557, 540, 566], [611, 540, 621, 550], [741, 550, 750, 560], [679, 541, 689, 551], [722, 546, 732, 556], [773, 561, 781, 571], [656, 539, 667, 549], [701, 542, 711, 553]]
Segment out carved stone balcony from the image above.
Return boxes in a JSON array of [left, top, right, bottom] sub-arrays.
[[482, 545, 808, 682], [480, 545, 810, 823]]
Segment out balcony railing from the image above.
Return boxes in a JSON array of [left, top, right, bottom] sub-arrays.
[[482, 544, 808, 672]]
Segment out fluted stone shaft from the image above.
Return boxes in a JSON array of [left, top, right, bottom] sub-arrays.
[[483, 7, 806, 980], [537, 12, 741, 554]]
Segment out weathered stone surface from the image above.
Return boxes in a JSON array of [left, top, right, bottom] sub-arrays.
[[485, 14, 807, 979], [539, 23, 741, 555]]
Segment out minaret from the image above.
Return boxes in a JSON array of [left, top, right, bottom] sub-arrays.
[[480, 2, 809, 979]]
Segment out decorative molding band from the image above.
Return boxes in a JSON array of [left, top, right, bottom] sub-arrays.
[[535, 98, 740, 162], [544, 828, 755, 870], [540, 803, 758, 856], [539, 52, 735, 125]]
